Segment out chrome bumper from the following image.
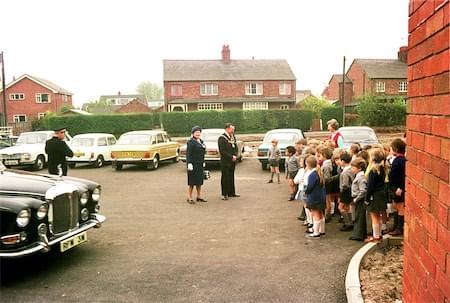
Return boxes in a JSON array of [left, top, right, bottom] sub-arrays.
[[0, 214, 106, 258]]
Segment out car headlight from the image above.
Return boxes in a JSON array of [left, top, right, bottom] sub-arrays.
[[16, 209, 31, 227], [80, 192, 89, 205], [37, 203, 48, 219], [92, 187, 101, 202], [20, 153, 31, 160], [80, 208, 89, 221]]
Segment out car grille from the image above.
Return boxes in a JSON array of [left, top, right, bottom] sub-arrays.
[[51, 192, 79, 234], [0, 153, 21, 160]]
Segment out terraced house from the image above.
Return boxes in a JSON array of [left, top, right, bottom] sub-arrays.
[[163, 45, 296, 112]]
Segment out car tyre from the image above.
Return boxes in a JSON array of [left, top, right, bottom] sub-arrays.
[[94, 155, 104, 168], [147, 155, 159, 170], [261, 162, 268, 170], [114, 163, 123, 171], [33, 155, 45, 171]]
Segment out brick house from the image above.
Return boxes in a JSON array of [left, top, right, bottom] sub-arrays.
[[321, 74, 353, 104], [163, 45, 296, 112], [0, 74, 73, 123], [346, 48, 408, 100], [403, 1, 449, 302], [99, 93, 146, 105], [115, 99, 151, 113]]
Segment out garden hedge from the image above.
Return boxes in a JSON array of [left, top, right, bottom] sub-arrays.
[[34, 110, 314, 137]]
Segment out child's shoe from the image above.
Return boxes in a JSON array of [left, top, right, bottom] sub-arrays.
[[267, 179, 273, 183]]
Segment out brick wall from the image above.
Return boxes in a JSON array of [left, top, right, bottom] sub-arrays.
[[403, 1, 449, 302], [368, 78, 408, 97], [323, 77, 353, 103]]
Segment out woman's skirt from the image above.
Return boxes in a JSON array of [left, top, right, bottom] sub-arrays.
[[188, 163, 204, 186]]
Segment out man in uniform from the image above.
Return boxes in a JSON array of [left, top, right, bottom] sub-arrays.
[[45, 127, 73, 176], [218, 123, 240, 200]]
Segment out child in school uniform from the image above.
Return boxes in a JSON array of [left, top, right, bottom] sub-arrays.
[[388, 138, 406, 236], [295, 138, 308, 157], [304, 155, 326, 239], [365, 148, 388, 243], [267, 139, 281, 184], [349, 158, 368, 241], [339, 152, 355, 231], [285, 146, 299, 201], [294, 155, 311, 226], [317, 147, 335, 223]]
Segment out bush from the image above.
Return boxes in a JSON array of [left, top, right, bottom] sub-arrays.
[[321, 107, 343, 130], [356, 96, 406, 126], [34, 109, 314, 137]]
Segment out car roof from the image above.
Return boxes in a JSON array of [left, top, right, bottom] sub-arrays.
[[121, 130, 166, 135], [265, 128, 303, 134], [339, 126, 375, 132], [202, 129, 224, 133], [20, 131, 54, 135], [73, 133, 115, 138]]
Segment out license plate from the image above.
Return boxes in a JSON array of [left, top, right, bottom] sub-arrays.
[[5, 160, 18, 165], [60, 231, 87, 252]]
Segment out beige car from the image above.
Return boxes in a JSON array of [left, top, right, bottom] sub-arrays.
[[111, 130, 179, 170]]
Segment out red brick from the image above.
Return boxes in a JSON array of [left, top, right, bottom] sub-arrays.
[[436, 268, 450, 299], [431, 156, 450, 182], [439, 181, 450, 206], [418, 151, 432, 172], [406, 161, 424, 183], [429, 237, 447, 271], [431, 50, 450, 76], [426, 7, 444, 37], [416, 184, 431, 210], [427, 274, 446, 303], [408, 146, 418, 164], [430, 95, 450, 116], [432, 116, 450, 138], [444, 2, 449, 26], [411, 131, 426, 150], [425, 135, 442, 157], [433, 71, 450, 95], [412, 59, 426, 79], [421, 75, 435, 96], [408, 78, 421, 96], [435, 0, 448, 9], [424, 171, 440, 192], [432, 27, 450, 54], [408, 38, 434, 64], [423, 210, 438, 240], [441, 138, 450, 160], [410, 23, 428, 48], [437, 222, 450, 251]]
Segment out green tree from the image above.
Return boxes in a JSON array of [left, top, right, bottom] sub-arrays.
[[299, 96, 332, 118], [136, 81, 163, 100], [356, 95, 406, 126]]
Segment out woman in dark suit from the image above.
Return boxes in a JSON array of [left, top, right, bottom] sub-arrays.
[[186, 126, 207, 204]]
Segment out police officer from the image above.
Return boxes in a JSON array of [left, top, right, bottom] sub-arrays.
[[45, 127, 73, 176], [218, 123, 240, 200]]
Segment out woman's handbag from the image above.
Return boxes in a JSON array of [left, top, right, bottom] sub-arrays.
[[203, 170, 211, 180]]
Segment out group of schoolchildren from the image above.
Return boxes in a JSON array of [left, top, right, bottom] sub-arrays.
[[267, 119, 406, 242]]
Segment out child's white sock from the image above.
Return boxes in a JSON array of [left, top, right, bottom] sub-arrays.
[[373, 222, 381, 238], [313, 220, 320, 236], [305, 208, 313, 224], [381, 223, 387, 231], [330, 202, 335, 215], [320, 217, 325, 234]]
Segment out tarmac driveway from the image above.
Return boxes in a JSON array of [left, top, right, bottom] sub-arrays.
[[0, 159, 362, 303]]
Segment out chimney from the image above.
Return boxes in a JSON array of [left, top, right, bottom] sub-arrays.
[[221, 45, 230, 64], [398, 46, 408, 63], [118, 91, 121, 96]]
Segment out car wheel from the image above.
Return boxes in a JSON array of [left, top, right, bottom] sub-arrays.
[[148, 155, 159, 170], [34, 155, 45, 171], [94, 155, 104, 168], [68, 163, 76, 168], [114, 163, 123, 171], [261, 162, 268, 170]]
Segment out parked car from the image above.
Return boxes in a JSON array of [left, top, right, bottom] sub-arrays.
[[179, 128, 244, 165], [0, 136, 18, 150], [68, 133, 117, 168], [111, 130, 179, 170], [338, 126, 379, 149], [0, 131, 72, 171], [257, 128, 305, 170], [0, 162, 106, 258]]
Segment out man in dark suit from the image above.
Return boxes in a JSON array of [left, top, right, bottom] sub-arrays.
[[218, 123, 240, 200], [45, 127, 73, 176]]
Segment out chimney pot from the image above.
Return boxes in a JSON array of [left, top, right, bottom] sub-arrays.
[[221, 45, 231, 64], [398, 46, 408, 63]]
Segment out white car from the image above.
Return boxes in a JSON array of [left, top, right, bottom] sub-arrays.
[[0, 130, 72, 171], [68, 133, 117, 168]]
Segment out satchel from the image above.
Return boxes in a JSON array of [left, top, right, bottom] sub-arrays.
[[203, 170, 211, 180]]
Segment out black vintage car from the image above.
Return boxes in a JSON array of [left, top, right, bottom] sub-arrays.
[[0, 162, 106, 258]]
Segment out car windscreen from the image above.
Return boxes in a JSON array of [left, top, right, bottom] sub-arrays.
[[16, 133, 51, 144], [117, 134, 151, 145], [340, 129, 378, 142], [201, 132, 222, 142], [72, 138, 95, 147], [263, 133, 298, 144]]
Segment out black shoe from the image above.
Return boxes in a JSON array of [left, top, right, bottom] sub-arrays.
[[186, 199, 195, 204], [349, 236, 363, 241], [307, 223, 313, 229], [338, 216, 344, 223], [267, 180, 273, 183], [340, 225, 354, 232], [298, 216, 306, 221], [288, 196, 295, 201], [230, 193, 240, 197], [221, 195, 229, 200], [196, 197, 208, 202], [305, 228, 313, 234], [320, 233, 326, 236], [325, 217, 332, 223]]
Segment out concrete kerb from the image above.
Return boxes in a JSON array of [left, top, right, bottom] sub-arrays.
[[345, 235, 404, 303]]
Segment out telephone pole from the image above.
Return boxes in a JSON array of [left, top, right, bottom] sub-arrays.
[[342, 56, 346, 127], [1, 52, 7, 127]]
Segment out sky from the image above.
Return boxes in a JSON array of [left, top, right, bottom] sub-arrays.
[[2, 0, 409, 107]]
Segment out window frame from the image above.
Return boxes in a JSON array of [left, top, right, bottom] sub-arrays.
[[243, 101, 268, 110], [399, 81, 408, 92], [280, 104, 289, 110], [197, 103, 223, 111], [245, 82, 263, 95], [200, 83, 219, 96], [375, 81, 385, 93], [37, 112, 47, 119], [170, 84, 183, 97], [36, 93, 51, 103], [279, 82, 292, 96], [9, 93, 25, 101], [13, 114, 27, 122]]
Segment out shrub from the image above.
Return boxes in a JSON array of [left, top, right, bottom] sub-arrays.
[[321, 107, 343, 130], [356, 96, 406, 126]]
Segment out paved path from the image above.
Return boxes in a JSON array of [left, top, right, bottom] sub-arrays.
[[1, 159, 362, 302]]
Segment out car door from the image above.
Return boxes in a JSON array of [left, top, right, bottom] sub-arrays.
[[97, 137, 108, 160], [156, 133, 167, 159], [163, 134, 176, 158], [106, 136, 117, 161]]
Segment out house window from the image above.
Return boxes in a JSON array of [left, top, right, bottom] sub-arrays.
[[36, 93, 51, 103], [375, 81, 385, 93], [399, 81, 408, 92], [198, 103, 223, 111], [13, 115, 27, 122], [170, 85, 183, 97], [169, 104, 187, 112], [62, 95, 68, 102], [9, 93, 25, 100], [280, 104, 289, 110], [37, 113, 47, 119], [279, 82, 292, 95], [200, 83, 218, 96], [245, 83, 263, 95], [243, 101, 268, 110]]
